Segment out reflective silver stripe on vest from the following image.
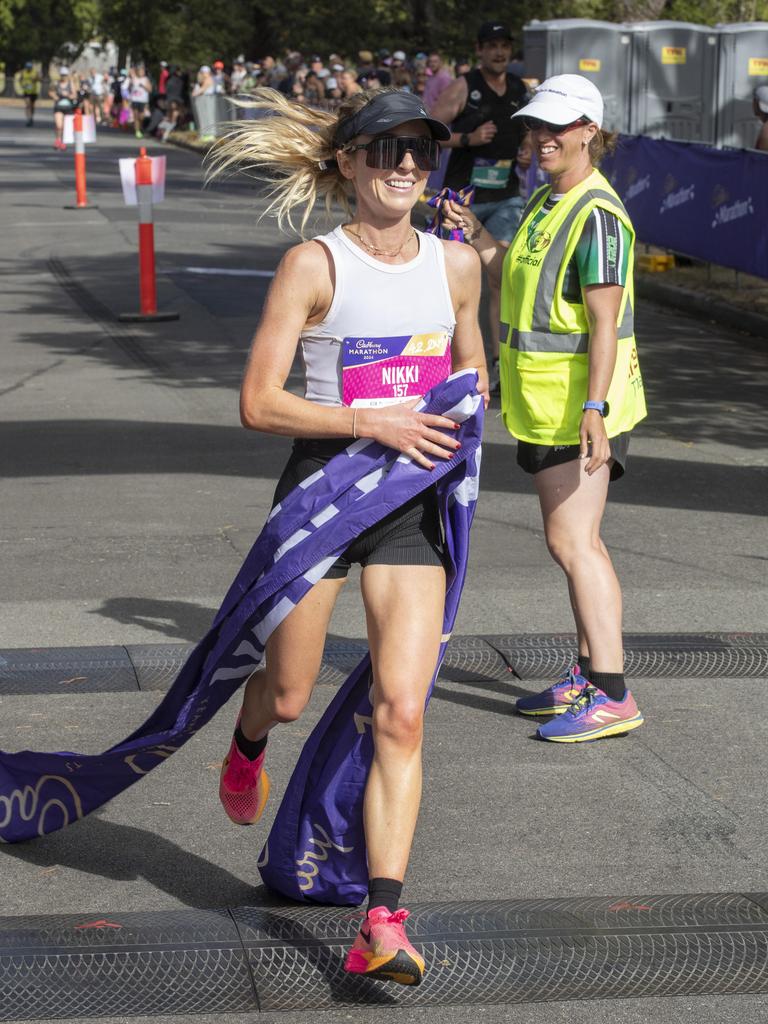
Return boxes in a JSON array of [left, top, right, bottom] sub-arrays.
[[510, 328, 589, 354], [531, 189, 631, 335], [518, 187, 549, 229], [617, 294, 634, 340]]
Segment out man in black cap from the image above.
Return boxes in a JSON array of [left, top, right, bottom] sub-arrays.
[[432, 22, 528, 392]]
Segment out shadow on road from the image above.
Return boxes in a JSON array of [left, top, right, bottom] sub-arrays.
[[0, 417, 764, 515], [88, 597, 218, 642], [0, 813, 270, 909]]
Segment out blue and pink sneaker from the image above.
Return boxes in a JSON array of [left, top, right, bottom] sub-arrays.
[[515, 665, 588, 717], [344, 907, 424, 986], [537, 685, 643, 742]]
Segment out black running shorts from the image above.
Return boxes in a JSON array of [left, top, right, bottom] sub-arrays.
[[272, 438, 447, 580], [516, 431, 631, 481]]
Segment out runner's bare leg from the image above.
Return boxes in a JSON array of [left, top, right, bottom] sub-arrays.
[[361, 564, 446, 881]]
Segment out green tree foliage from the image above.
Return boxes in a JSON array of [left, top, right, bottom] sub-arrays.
[[98, 0, 255, 66], [0, 0, 24, 41], [661, 0, 768, 21], [3, 0, 765, 74], [2, 0, 98, 69]]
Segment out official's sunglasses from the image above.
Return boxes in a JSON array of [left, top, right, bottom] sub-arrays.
[[344, 135, 442, 171], [522, 116, 591, 135]]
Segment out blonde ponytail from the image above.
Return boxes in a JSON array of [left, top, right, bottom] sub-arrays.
[[206, 87, 374, 234]]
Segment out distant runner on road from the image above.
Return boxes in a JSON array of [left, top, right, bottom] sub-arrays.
[[49, 67, 77, 150], [18, 62, 41, 127]]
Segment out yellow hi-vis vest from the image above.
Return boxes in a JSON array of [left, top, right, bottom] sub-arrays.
[[499, 169, 647, 445]]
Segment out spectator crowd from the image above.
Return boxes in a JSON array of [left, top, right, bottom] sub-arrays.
[[36, 46, 494, 143]]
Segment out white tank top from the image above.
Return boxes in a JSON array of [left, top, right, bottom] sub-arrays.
[[300, 225, 456, 408]]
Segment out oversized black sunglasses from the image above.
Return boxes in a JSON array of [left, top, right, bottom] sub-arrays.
[[344, 135, 441, 171], [522, 116, 591, 135]]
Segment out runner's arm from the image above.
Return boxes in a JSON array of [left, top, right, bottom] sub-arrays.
[[240, 243, 463, 468], [434, 77, 499, 149], [430, 78, 496, 150], [442, 240, 489, 407], [430, 77, 466, 132], [241, 241, 354, 438]]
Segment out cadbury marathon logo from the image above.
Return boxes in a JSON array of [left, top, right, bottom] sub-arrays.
[[625, 166, 651, 202], [659, 174, 695, 214], [710, 184, 754, 228]]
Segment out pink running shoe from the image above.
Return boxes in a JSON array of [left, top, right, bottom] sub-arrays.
[[219, 734, 270, 825], [343, 907, 424, 986]]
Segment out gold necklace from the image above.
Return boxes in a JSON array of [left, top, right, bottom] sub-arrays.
[[343, 224, 415, 258]]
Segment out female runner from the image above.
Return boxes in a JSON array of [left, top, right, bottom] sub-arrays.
[[209, 87, 488, 983], [444, 75, 647, 742], [49, 68, 77, 150]]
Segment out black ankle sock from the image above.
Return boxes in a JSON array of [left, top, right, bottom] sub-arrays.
[[577, 655, 591, 679], [367, 877, 403, 914], [234, 724, 267, 761], [589, 671, 625, 702]]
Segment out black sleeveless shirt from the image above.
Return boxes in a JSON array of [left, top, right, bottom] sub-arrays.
[[444, 68, 528, 203]]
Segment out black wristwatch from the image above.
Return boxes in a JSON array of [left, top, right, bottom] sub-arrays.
[[459, 132, 470, 148]]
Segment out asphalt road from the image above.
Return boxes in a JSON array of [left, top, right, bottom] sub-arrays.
[[1, 103, 767, 1024]]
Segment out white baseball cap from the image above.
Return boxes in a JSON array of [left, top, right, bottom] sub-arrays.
[[59, 66, 70, 75], [755, 85, 768, 114], [513, 74, 604, 128], [392, 50, 407, 61]]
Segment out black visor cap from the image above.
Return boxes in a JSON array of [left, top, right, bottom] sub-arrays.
[[334, 91, 451, 147], [477, 21, 513, 44]]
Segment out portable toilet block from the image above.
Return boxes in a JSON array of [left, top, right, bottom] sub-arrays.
[[523, 19, 632, 132], [716, 22, 768, 149], [629, 21, 719, 142]]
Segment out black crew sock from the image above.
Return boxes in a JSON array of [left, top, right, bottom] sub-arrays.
[[577, 655, 591, 679], [367, 877, 403, 915], [234, 724, 267, 761], [589, 671, 625, 702]]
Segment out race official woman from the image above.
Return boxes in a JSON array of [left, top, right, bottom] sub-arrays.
[[443, 75, 647, 742], [209, 88, 487, 982]]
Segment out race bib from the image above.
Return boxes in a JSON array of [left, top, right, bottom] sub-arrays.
[[342, 332, 452, 408], [470, 158, 512, 190]]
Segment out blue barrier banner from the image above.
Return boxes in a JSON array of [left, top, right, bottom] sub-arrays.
[[602, 136, 768, 279]]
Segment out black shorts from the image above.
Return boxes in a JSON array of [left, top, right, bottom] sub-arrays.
[[131, 101, 147, 112], [272, 438, 446, 580], [517, 431, 631, 482]]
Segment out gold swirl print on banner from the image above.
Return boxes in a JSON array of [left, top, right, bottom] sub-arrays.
[[124, 744, 179, 775], [0, 774, 84, 839], [295, 823, 354, 892]]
